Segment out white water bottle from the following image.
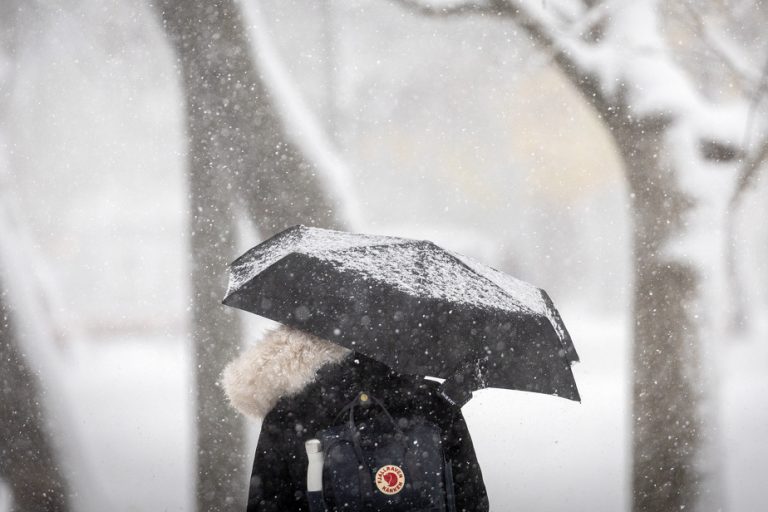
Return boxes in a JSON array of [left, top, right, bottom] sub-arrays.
[[305, 439, 324, 492]]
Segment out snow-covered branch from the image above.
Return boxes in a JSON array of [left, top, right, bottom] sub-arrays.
[[494, 1, 595, 85], [390, 0, 611, 114], [387, 0, 500, 16], [393, 0, 761, 178], [564, 0, 612, 42]]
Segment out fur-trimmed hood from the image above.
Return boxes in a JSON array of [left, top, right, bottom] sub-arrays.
[[221, 326, 351, 419]]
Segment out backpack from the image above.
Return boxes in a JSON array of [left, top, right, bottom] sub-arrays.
[[309, 391, 457, 512]]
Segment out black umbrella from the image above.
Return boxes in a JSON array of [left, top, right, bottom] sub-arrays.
[[223, 225, 579, 406]]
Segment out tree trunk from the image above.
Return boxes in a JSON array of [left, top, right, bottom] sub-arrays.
[[0, 288, 69, 512], [616, 117, 710, 512], [156, 1, 347, 510], [0, 3, 70, 509]]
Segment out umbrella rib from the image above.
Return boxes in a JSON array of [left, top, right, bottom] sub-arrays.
[[437, 246, 539, 315], [437, 247, 580, 363], [440, 248, 578, 363], [307, 238, 418, 257], [323, 241, 530, 314]]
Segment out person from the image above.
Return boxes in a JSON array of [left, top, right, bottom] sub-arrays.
[[222, 325, 489, 512]]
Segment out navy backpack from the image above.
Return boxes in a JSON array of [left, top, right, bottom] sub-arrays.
[[308, 391, 457, 512]]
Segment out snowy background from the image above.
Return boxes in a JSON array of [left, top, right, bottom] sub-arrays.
[[1, 0, 767, 511]]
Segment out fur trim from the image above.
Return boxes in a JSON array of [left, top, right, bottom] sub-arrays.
[[221, 326, 351, 419]]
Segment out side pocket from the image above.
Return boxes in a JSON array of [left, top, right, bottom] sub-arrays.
[[322, 438, 365, 511], [307, 490, 327, 512]]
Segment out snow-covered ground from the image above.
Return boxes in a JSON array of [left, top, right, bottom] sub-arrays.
[[466, 312, 629, 512], [62, 337, 194, 511], [53, 310, 767, 511]]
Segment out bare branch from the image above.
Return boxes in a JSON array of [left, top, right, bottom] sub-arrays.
[[680, 3, 762, 92], [731, 52, 768, 207], [731, 137, 768, 207]]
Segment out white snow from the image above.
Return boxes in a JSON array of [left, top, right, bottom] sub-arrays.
[[62, 336, 193, 511]]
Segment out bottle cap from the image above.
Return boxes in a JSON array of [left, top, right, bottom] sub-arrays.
[[305, 438, 321, 454]]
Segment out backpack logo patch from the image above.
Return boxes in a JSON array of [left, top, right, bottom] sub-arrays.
[[375, 465, 405, 495]]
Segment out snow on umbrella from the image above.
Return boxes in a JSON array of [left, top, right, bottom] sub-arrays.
[[223, 225, 580, 406]]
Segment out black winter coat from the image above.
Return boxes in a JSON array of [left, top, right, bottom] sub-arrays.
[[222, 326, 489, 512]]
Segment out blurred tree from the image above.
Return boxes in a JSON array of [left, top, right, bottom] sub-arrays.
[[392, 0, 768, 511], [0, 291, 69, 512], [154, 0, 347, 510], [0, 2, 70, 509]]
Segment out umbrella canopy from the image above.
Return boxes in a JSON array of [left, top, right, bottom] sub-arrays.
[[223, 225, 580, 405]]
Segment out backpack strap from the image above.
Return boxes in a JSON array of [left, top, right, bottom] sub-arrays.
[[342, 392, 410, 508]]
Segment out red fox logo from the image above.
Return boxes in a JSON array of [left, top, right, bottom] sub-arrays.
[[375, 465, 405, 495], [382, 471, 398, 487]]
